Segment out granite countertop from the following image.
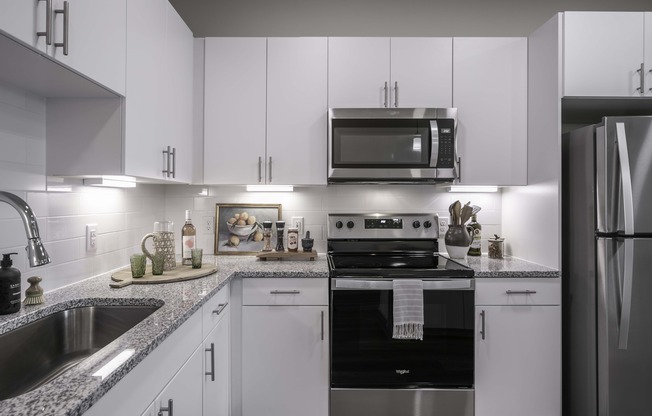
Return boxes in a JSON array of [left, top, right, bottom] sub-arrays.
[[0, 255, 328, 416], [445, 254, 560, 278]]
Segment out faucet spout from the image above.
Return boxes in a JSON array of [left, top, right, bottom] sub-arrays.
[[0, 191, 51, 267]]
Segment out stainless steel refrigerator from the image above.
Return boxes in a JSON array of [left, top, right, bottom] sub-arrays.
[[563, 116, 652, 416]]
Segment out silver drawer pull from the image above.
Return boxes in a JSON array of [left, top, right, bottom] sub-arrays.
[[270, 290, 300, 295], [212, 302, 228, 315], [505, 290, 537, 295]]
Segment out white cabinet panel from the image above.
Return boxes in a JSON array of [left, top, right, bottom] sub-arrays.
[[0, 0, 48, 52], [267, 37, 328, 185], [390, 37, 452, 108], [563, 12, 645, 97], [204, 306, 230, 416], [475, 305, 561, 416], [242, 305, 329, 416], [328, 37, 390, 108], [453, 37, 527, 186], [204, 38, 267, 185], [242, 278, 328, 306]]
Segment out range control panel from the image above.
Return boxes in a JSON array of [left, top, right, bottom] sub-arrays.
[[327, 213, 439, 239]]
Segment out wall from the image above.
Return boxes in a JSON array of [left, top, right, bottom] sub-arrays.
[[165, 185, 502, 255], [169, 0, 652, 37], [0, 82, 166, 293]]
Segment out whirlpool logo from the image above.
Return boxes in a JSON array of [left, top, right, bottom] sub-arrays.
[[395, 369, 410, 375]]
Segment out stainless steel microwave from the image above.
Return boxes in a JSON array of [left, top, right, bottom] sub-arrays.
[[328, 108, 458, 183]]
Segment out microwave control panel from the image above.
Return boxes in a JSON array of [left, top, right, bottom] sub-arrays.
[[436, 119, 456, 168]]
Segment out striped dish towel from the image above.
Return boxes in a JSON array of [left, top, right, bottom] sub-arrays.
[[392, 279, 424, 340]]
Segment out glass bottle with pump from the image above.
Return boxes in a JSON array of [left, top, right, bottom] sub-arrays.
[[468, 214, 482, 256], [181, 210, 197, 265]]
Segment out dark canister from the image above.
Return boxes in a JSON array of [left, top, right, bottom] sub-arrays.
[[0, 253, 21, 315]]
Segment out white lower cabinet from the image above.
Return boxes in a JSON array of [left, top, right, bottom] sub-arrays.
[[204, 305, 230, 416], [241, 278, 329, 416], [475, 279, 561, 416]]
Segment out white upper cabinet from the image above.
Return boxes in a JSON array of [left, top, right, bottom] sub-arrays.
[[453, 37, 527, 186], [0, 0, 49, 52], [563, 12, 650, 97], [328, 37, 453, 108], [266, 37, 328, 185], [204, 37, 328, 185], [204, 38, 267, 185], [49, 0, 126, 95]]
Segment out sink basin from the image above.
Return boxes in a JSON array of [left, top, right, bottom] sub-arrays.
[[0, 305, 159, 400]]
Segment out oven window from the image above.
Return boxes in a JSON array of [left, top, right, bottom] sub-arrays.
[[330, 288, 474, 388], [332, 119, 431, 167]]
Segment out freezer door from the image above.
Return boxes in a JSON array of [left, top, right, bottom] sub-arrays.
[[597, 237, 652, 415], [597, 117, 652, 234]]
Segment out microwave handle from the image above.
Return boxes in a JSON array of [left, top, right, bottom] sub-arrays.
[[429, 120, 439, 168]]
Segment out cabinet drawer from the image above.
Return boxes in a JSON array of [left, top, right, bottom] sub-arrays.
[[202, 283, 230, 337], [475, 278, 560, 306], [243, 278, 328, 306]]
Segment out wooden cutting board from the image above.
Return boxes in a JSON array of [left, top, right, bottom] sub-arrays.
[[110, 263, 218, 288]]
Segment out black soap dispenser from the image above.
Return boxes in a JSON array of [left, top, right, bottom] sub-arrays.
[[0, 253, 21, 315]]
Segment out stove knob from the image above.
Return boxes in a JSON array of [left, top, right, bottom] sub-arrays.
[[424, 220, 432, 229], [412, 221, 421, 229], [335, 221, 343, 229], [346, 221, 355, 229]]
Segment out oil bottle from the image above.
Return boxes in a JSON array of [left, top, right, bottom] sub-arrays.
[[467, 215, 482, 256], [0, 253, 21, 315]]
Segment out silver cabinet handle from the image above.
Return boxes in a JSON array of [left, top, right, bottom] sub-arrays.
[[158, 399, 173, 416], [37, 0, 53, 45], [383, 82, 388, 108], [636, 63, 645, 94], [394, 81, 398, 107], [162, 146, 171, 177], [649, 69, 652, 92], [270, 290, 300, 295], [480, 310, 486, 340], [457, 157, 462, 182], [54, 1, 69, 56], [321, 310, 324, 341], [171, 147, 176, 179], [205, 342, 215, 381], [212, 302, 228, 315], [505, 290, 537, 295], [268, 156, 272, 183], [258, 156, 263, 183]]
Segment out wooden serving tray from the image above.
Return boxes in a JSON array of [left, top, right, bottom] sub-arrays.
[[110, 262, 218, 288], [256, 250, 317, 261]]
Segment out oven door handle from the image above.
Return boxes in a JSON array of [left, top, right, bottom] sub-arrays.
[[332, 279, 474, 291]]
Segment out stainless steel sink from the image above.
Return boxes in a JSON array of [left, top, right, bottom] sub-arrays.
[[0, 305, 159, 400]]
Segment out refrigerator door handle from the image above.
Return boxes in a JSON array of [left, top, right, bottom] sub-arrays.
[[615, 122, 635, 235], [618, 238, 634, 349]]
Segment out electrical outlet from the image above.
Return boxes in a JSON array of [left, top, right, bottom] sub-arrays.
[[438, 216, 449, 236], [86, 224, 98, 252], [203, 216, 214, 234], [291, 216, 304, 237]]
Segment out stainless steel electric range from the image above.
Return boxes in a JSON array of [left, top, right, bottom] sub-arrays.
[[327, 213, 475, 416]]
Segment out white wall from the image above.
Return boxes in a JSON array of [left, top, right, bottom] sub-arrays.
[[0, 82, 166, 293], [165, 185, 502, 255]]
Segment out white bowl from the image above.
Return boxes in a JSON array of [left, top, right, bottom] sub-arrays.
[[225, 222, 258, 237], [446, 245, 468, 259]]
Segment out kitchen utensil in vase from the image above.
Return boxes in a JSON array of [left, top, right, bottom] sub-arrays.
[[460, 203, 474, 225], [141, 221, 176, 271]]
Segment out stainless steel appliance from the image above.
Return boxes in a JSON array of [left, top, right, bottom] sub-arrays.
[[328, 108, 458, 183], [328, 213, 475, 416], [563, 116, 652, 416]]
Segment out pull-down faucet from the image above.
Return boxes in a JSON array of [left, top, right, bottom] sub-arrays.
[[0, 191, 51, 267]]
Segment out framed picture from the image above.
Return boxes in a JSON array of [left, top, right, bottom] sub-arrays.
[[215, 203, 282, 255]]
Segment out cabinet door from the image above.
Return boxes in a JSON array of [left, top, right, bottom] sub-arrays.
[[0, 0, 48, 52], [563, 12, 645, 97], [141, 344, 204, 416], [242, 306, 328, 416], [390, 38, 453, 108], [475, 305, 561, 416], [204, 38, 267, 184], [204, 306, 230, 416], [453, 37, 527, 186], [50, 0, 126, 95], [163, 2, 193, 183], [645, 12, 652, 97], [328, 37, 390, 108], [267, 37, 327, 185], [124, 0, 167, 180]]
